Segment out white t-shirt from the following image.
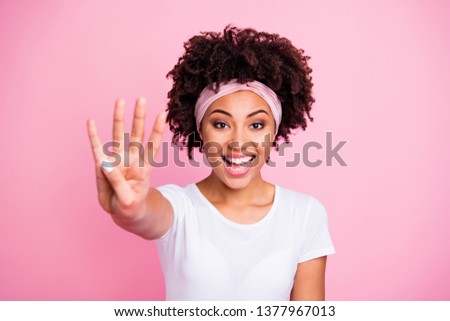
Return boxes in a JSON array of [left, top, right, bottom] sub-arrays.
[[154, 183, 336, 301]]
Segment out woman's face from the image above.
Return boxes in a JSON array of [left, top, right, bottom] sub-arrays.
[[199, 90, 276, 190]]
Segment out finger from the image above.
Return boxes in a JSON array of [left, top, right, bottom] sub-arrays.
[[87, 118, 114, 210], [100, 161, 134, 207], [87, 118, 104, 165], [144, 110, 167, 168], [130, 97, 147, 145], [95, 161, 114, 212], [113, 99, 125, 154]]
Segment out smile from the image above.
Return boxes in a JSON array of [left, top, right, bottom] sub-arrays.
[[221, 154, 257, 177], [223, 155, 254, 165]]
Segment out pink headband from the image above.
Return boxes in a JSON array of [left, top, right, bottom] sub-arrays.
[[194, 79, 282, 134]]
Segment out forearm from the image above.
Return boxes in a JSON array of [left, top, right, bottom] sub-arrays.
[[110, 188, 170, 240]]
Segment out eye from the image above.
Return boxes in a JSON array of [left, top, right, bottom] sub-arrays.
[[251, 122, 264, 129], [213, 121, 228, 129]]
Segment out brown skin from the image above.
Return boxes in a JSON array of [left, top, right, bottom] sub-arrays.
[[87, 95, 328, 300], [290, 257, 327, 300], [196, 90, 275, 204]]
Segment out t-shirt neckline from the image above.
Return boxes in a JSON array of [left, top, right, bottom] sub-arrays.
[[189, 183, 280, 229]]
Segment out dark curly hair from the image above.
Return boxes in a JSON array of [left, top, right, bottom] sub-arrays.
[[165, 24, 315, 159]]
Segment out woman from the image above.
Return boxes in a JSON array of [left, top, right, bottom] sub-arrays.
[[87, 24, 335, 300]]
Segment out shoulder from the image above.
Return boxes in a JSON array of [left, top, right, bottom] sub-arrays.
[[155, 183, 189, 193], [155, 183, 192, 198], [153, 184, 194, 242], [276, 185, 329, 221], [276, 185, 315, 209], [155, 183, 193, 212]]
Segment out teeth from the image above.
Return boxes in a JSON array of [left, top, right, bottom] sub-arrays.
[[225, 156, 253, 165]]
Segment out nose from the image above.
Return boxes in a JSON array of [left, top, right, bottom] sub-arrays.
[[227, 127, 257, 154], [230, 124, 249, 142]]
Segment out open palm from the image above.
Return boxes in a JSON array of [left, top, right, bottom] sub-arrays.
[[87, 97, 167, 221]]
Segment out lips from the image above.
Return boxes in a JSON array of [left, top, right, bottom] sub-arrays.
[[221, 153, 256, 167]]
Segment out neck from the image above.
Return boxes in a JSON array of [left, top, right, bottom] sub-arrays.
[[197, 172, 270, 206]]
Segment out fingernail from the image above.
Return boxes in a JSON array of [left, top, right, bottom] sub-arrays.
[[102, 164, 114, 173]]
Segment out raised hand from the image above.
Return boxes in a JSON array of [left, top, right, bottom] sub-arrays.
[[87, 97, 167, 223]]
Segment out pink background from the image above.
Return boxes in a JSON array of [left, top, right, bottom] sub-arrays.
[[1, 0, 449, 300]]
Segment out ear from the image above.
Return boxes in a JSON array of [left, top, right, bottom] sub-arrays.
[[198, 124, 204, 141]]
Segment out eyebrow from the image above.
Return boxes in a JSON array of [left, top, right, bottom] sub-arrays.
[[209, 109, 269, 118]]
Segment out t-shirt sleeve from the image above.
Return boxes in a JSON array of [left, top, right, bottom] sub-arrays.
[[297, 196, 336, 263], [154, 184, 188, 241]]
